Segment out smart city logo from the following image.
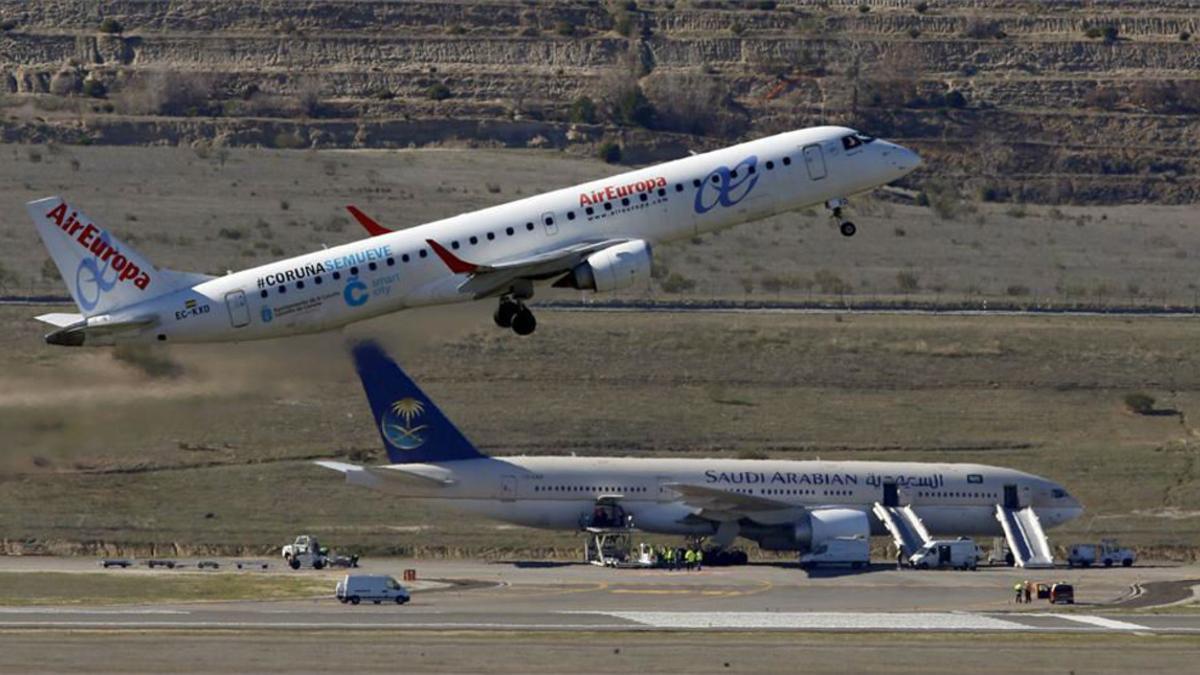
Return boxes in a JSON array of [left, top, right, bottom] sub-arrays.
[[694, 155, 760, 215], [343, 277, 369, 307], [381, 398, 427, 450]]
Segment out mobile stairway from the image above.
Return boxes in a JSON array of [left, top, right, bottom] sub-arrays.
[[873, 503, 932, 557], [994, 505, 1054, 568]]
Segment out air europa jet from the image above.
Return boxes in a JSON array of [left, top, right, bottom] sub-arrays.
[[318, 341, 1082, 568], [27, 126, 919, 346]]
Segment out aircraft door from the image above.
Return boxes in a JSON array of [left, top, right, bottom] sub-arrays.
[[1003, 484, 1021, 509], [803, 144, 827, 180], [541, 211, 559, 236], [882, 482, 899, 507], [499, 475, 518, 501], [225, 290, 250, 328]]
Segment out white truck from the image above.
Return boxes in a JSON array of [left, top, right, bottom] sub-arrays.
[[798, 536, 869, 570], [282, 534, 328, 570], [335, 574, 410, 605], [1067, 539, 1135, 568], [909, 538, 981, 570]]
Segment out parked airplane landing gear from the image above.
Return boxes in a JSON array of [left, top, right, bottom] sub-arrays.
[[495, 297, 536, 335], [825, 198, 856, 237]]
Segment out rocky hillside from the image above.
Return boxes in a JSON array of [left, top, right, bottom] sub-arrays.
[[2, 0, 1199, 204]]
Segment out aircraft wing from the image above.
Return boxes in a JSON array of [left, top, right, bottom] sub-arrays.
[[315, 460, 455, 491], [426, 237, 631, 299], [663, 482, 794, 515]]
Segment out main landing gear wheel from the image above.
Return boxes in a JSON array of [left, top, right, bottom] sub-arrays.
[[494, 300, 519, 328], [839, 221, 857, 237], [511, 307, 537, 336]]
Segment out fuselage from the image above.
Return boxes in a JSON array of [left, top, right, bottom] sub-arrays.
[[95, 126, 918, 343], [350, 456, 1082, 550]]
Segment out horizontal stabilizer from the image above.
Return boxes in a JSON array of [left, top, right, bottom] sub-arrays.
[[314, 460, 454, 491], [34, 312, 84, 328]]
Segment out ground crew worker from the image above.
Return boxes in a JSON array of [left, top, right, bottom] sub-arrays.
[[664, 546, 675, 571], [685, 548, 695, 571], [896, 547, 905, 570], [675, 547, 685, 571], [695, 548, 703, 572], [1024, 580, 1033, 604], [1013, 582, 1024, 603]]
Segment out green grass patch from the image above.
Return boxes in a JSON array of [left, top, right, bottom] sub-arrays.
[[0, 572, 331, 606]]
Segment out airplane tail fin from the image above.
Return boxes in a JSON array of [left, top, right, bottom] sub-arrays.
[[26, 196, 201, 317], [352, 340, 486, 464]]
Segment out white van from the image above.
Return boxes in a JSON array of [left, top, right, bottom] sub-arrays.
[[909, 538, 980, 570], [335, 574, 411, 605]]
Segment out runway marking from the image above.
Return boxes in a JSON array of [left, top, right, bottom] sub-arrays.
[[1054, 615, 1150, 631], [585, 611, 1026, 631], [0, 608, 188, 615]]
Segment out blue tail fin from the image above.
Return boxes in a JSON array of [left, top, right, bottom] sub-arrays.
[[352, 340, 485, 464]]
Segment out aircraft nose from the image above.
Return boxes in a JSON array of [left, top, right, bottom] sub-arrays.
[[894, 144, 922, 173]]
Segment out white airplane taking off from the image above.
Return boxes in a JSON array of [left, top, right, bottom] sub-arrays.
[[318, 341, 1083, 567], [27, 126, 919, 345]]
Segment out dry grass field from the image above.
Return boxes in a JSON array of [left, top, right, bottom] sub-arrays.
[[0, 146, 1197, 559]]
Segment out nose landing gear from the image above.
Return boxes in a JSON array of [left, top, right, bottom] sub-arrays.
[[826, 198, 856, 237], [494, 296, 537, 336]]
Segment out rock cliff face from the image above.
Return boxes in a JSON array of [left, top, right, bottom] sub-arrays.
[[2, 0, 1198, 203]]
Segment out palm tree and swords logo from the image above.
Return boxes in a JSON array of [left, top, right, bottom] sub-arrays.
[[381, 397, 428, 450]]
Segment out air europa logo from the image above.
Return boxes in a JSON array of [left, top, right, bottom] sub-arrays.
[[44, 202, 151, 291], [579, 176, 667, 207], [695, 155, 760, 214]]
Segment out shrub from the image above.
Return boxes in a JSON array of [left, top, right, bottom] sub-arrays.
[[814, 269, 850, 294], [908, 28, 921, 39], [1086, 25, 1119, 42], [896, 270, 920, 293], [81, 79, 106, 98], [914, 1, 929, 12], [756, 1, 778, 9], [99, 18, 123, 34], [218, 227, 245, 240], [426, 83, 451, 101], [569, 95, 598, 124], [597, 141, 622, 164], [660, 272, 696, 293], [615, 85, 654, 127], [0, 18, 17, 31], [1180, 31, 1191, 42], [1005, 284, 1030, 297], [944, 90, 967, 108], [858, 4, 870, 13], [555, 21, 576, 37], [963, 19, 1005, 39], [1123, 392, 1156, 415]]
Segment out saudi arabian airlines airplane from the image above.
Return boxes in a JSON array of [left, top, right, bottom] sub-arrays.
[[318, 341, 1083, 568], [27, 126, 919, 345]]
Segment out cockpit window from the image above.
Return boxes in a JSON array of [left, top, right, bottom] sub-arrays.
[[1052, 488, 1068, 499], [967, 474, 983, 484], [841, 133, 876, 151]]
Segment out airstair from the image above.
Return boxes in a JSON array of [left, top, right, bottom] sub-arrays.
[[994, 505, 1054, 568], [872, 503, 932, 557]]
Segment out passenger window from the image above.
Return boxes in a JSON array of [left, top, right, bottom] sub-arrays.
[[506, 227, 514, 236], [260, 290, 268, 298], [333, 271, 342, 279], [314, 276, 323, 284], [526, 222, 534, 231], [730, 169, 738, 178], [674, 184, 683, 192], [386, 258, 394, 267], [766, 160, 774, 170], [296, 280, 304, 289], [604, 202, 612, 211], [487, 232, 495, 240], [693, 178, 701, 187], [350, 266, 359, 275], [657, 188, 666, 196], [277, 286, 286, 294], [469, 236, 478, 245], [621, 197, 629, 206], [402, 253, 410, 262], [585, 206, 595, 215], [748, 165, 756, 174], [639, 193, 647, 202], [368, 262, 377, 271], [567, 211, 576, 220], [711, 175, 720, 183], [451, 241, 460, 250], [543, 216, 553, 226], [418, 250, 427, 258], [783, 157, 792, 166]]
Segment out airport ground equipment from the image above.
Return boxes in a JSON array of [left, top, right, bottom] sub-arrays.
[[872, 502, 932, 558], [1049, 583, 1075, 604], [798, 536, 869, 569], [988, 538, 1014, 566], [336, 575, 410, 605], [146, 559, 176, 569], [994, 505, 1054, 568], [197, 560, 220, 570], [908, 538, 981, 570], [1067, 539, 1135, 568], [100, 559, 132, 569], [282, 534, 329, 570]]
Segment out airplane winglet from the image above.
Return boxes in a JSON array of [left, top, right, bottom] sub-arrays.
[[426, 238, 479, 274], [346, 206, 393, 237]]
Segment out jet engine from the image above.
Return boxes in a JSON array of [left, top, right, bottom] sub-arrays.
[[553, 240, 651, 293], [751, 507, 870, 551]]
